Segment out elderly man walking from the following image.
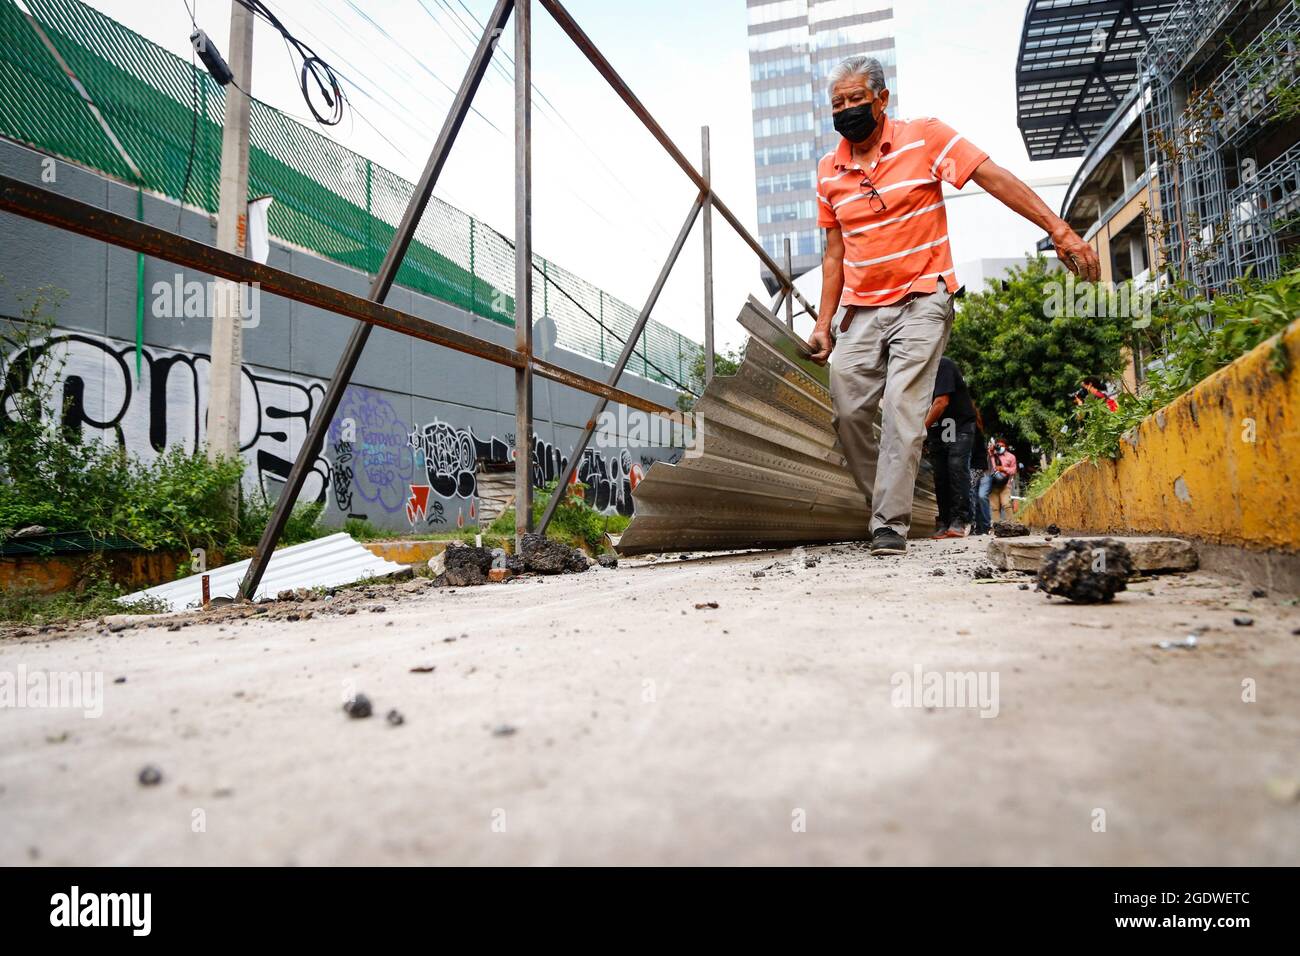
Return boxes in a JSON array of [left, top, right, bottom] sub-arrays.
[[808, 55, 1098, 555]]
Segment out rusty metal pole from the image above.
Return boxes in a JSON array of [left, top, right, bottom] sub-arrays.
[[701, 126, 715, 385], [784, 237, 794, 331], [235, 0, 514, 601], [513, 0, 534, 551]]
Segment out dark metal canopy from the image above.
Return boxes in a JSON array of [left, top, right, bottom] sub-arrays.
[[1016, 0, 1179, 159]]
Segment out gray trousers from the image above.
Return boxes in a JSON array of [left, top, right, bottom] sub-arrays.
[[829, 281, 954, 537]]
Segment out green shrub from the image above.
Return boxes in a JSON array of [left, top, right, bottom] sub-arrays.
[[1, 290, 244, 552], [677, 346, 741, 412], [946, 256, 1131, 454], [0, 287, 285, 557]]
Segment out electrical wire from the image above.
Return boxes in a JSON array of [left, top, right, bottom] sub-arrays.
[[230, 0, 346, 125], [339, 0, 505, 136], [308, 0, 679, 265], [208, 0, 705, 376]]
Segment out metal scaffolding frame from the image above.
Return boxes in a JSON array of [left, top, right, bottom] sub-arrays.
[[1140, 0, 1299, 289], [1015, 0, 1180, 161], [0, 0, 818, 599], [1231, 138, 1300, 276]]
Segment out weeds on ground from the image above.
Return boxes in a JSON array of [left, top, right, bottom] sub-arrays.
[[487, 481, 628, 552], [0, 557, 167, 627]]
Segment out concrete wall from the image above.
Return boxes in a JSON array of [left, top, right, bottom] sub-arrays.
[[0, 140, 685, 532], [1022, 317, 1300, 590]]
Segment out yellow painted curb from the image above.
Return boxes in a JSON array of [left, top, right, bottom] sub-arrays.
[[1023, 318, 1300, 552], [361, 540, 449, 565]]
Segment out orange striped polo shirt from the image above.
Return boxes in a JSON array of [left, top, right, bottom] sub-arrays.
[[816, 115, 988, 308]]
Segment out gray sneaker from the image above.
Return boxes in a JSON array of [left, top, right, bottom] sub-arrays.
[[870, 528, 907, 555]]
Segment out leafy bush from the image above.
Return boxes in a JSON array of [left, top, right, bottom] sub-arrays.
[[945, 256, 1131, 454], [0, 290, 245, 552], [1029, 268, 1300, 496]]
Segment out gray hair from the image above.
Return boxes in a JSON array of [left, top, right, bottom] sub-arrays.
[[826, 55, 886, 95]]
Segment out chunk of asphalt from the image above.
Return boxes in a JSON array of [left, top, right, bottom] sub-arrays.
[[1036, 539, 1134, 604], [992, 521, 1030, 538]]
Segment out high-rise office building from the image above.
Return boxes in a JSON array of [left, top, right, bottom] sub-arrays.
[[747, 0, 899, 292]]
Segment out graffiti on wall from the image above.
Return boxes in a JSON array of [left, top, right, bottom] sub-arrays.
[[403, 419, 664, 525], [0, 332, 329, 502], [2, 332, 684, 531], [327, 386, 414, 516]]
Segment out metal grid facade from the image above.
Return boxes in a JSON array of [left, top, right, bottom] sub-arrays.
[[1140, 0, 1300, 289]]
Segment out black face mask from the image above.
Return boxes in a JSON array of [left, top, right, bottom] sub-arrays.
[[833, 102, 878, 143]]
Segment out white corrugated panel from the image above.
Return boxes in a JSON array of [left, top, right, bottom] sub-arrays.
[[117, 533, 410, 612]]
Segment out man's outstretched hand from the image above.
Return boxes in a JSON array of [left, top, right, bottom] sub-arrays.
[[1050, 224, 1101, 281], [807, 326, 833, 365]]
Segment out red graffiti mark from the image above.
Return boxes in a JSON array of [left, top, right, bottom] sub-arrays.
[[469, 499, 477, 520], [406, 484, 430, 525], [630, 462, 645, 491], [456, 506, 465, 529]]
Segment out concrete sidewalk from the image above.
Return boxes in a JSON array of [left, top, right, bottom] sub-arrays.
[[1, 537, 1297, 865]]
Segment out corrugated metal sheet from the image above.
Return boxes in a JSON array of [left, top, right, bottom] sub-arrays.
[[117, 533, 410, 612], [616, 297, 938, 555]]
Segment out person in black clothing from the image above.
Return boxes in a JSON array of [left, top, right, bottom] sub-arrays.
[[923, 355, 977, 538]]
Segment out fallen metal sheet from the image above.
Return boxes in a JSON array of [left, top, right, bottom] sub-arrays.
[[616, 297, 937, 555], [117, 533, 409, 612]]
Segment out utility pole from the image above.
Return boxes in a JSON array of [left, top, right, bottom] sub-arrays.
[[207, 1, 254, 464], [513, 0, 533, 550]]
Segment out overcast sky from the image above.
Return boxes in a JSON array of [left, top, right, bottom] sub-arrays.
[[84, 0, 1079, 353]]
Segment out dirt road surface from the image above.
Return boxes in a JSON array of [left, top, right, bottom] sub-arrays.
[[2, 537, 1297, 865]]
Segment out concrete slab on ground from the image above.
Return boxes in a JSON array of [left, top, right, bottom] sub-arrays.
[[988, 535, 1199, 573], [1, 537, 1296, 865]]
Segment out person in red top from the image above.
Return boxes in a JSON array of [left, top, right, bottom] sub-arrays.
[[1075, 377, 1119, 412], [807, 55, 1098, 555]]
